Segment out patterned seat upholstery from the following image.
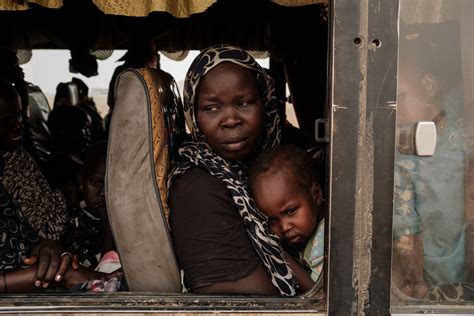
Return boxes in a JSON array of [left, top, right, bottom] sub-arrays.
[[106, 67, 186, 292]]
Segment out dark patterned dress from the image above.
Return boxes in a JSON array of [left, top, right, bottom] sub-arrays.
[[0, 181, 39, 270], [62, 204, 102, 268], [1, 147, 67, 240]]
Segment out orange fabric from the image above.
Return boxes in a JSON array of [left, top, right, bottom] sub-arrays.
[[0, 0, 61, 10], [138, 68, 170, 222], [1, 0, 327, 16]]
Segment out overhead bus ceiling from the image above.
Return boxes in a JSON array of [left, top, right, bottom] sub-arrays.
[[0, 0, 328, 57]]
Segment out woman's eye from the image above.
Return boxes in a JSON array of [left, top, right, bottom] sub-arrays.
[[286, 208, 296, 216], [237, 101, 249, 107], [204, 105, 219, 113]]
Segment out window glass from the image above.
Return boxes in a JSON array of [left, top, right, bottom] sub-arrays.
[[23, 50, 270, 117], [392, 0, 474, 304]]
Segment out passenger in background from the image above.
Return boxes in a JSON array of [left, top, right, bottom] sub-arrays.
[[47, 105, 91, 163], [53, 79, 105, 144], [392, 32, 471, 300], [62, 141, 116, 269], [0, 78, 68, 242], [0, 77, 83, 291], [72, 78, 106, 143], [248, 144, 324, 292], [0, 47, 52, 170], [43, 105, 91, 216], [105, 36, 159, 134], [0, 183, 120, 293], [0, 47, 29, 125]]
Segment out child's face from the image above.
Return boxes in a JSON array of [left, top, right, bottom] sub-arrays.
[[82, 161, 106, 211], [0, 93, 23, 153], [252, 168, 322, 245]]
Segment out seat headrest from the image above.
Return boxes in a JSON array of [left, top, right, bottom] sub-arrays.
[[106, 68, 185, 292]]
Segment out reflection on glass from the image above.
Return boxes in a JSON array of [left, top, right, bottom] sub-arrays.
[[392, 0, 474, 304]]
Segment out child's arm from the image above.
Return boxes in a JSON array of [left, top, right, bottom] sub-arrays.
[[60, 265, 105, 289], [283, 251, 315, 293]]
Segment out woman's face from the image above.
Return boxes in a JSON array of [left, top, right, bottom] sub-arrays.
[[196, 62, 265, 161]]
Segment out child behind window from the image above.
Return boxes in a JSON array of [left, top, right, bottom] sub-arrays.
[[249, 144, 325, 285], [62, 141, 116, 269]]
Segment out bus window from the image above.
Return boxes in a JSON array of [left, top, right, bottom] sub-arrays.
[[0, 0, 330, 312], [392, 0, 474, 306]]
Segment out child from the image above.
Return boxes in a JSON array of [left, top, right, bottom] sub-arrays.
[[61, 141, 122, 291], [62, 141, 116, 269], [249, 144, 325, 285]]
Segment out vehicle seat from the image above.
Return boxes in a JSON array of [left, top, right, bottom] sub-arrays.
[[106, 68, 186, 292], [26, 83, 52, 166], [53, 81, 80, 106]]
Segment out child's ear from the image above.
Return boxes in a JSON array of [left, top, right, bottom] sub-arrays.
[[310, 182, 323, 205]]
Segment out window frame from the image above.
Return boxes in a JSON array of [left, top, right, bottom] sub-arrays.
[[2, 0, 472, 314], [327, 0, 398, 314]]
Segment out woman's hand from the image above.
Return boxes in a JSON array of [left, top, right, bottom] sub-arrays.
[[23, 239, 79, 288]]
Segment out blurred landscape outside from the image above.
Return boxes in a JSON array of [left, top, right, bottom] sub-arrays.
[[22, 50, 298, 127]]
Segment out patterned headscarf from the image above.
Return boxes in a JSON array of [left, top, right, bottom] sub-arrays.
[[169, 45, 298, 296]]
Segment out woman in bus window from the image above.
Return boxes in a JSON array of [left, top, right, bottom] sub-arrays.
[[0, 77, 98, 291], [168, 45, 313, 296]]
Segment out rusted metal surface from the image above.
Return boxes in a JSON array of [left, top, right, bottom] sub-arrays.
[[352, 1, 372, 315], [329, 0, 397, 315], [328, 0, 361, 314], [0, 293, 324, 314]]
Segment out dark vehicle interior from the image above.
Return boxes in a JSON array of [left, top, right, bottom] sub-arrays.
[[2, 1, 473, 315], [0, 0, 329, 145], [0, 0, 330, 310]]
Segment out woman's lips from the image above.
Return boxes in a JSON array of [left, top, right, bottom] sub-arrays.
[[222, 138, 248, 152]]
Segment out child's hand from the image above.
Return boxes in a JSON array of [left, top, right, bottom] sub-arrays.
[[61, 265, 104, 289]]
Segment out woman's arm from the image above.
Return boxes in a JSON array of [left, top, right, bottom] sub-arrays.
[[0, 267, 42, 293], [0, 265, 106, 293], [170, 167, 280, 295], [194, 254, 314, 295], [194, 265, 279, 295], [23, 239, 79, 287]]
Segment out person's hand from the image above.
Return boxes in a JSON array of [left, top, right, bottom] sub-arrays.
[[61, 266, 104, 289], [23, 239, 79, 288]]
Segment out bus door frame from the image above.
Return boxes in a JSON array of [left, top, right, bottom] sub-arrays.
[[327, 0, 398, 315]]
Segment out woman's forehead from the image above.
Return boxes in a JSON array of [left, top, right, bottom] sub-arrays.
[[199, 62, 256, 85]]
